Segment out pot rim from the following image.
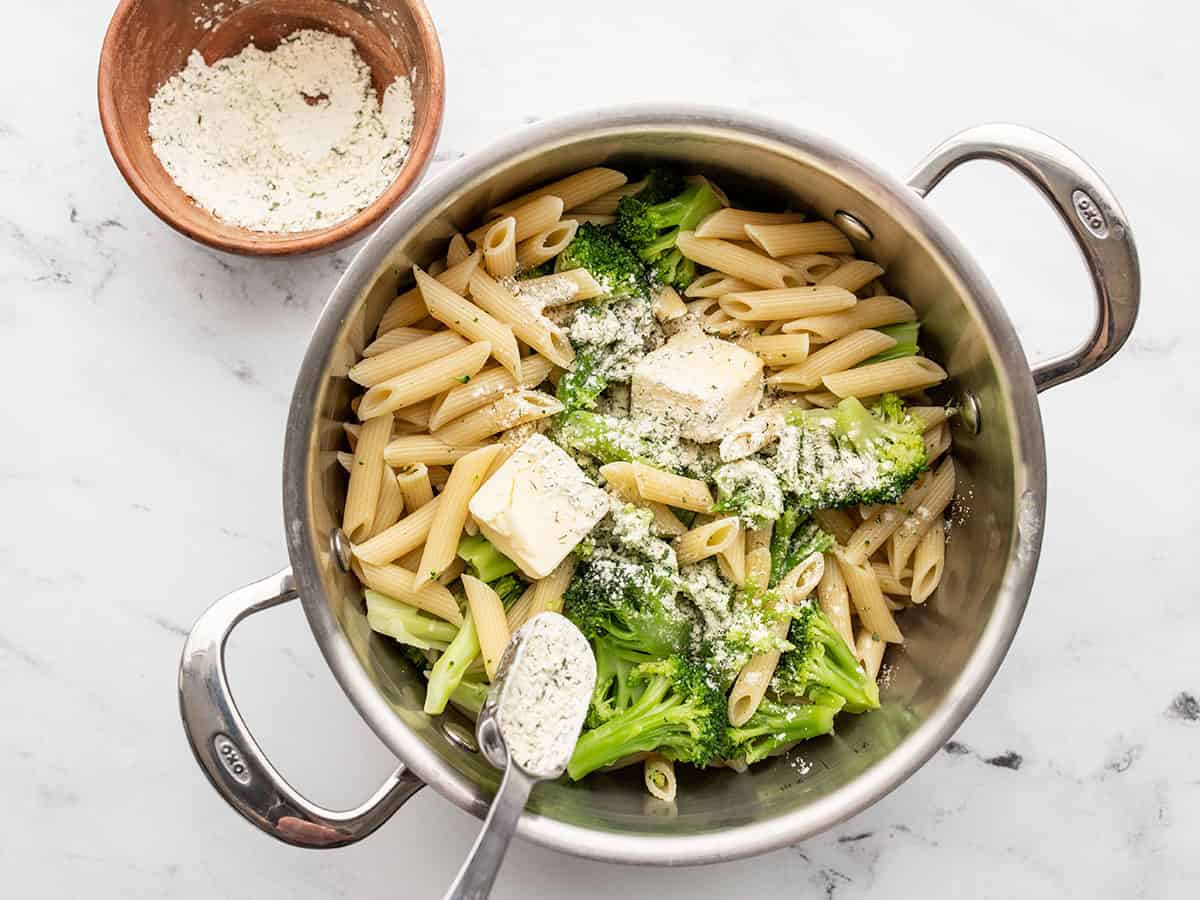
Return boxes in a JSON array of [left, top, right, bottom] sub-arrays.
[[283, 103, 1047, 865]]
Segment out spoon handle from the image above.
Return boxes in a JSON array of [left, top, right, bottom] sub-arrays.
[[443, 764, 537, 900]]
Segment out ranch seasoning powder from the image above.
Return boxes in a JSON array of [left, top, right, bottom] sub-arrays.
[[148, 29, 414, 233]]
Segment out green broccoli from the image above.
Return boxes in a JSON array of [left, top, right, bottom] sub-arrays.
[[555, 410, 676, 469], [554, 222, 647, 298], [564, 551, 690, 659], [860, 322, 921, 365], [768, 509, 834, 588], [516, 260, 553, 280], [555, 347, 607, 413], [778, 394, 927, 510], [586, 636, 648, 728], [713, 459, 784, 526], [568, 655, 728, 779], [616, 171, 724, 290], [773, 602, 880, 713], [726, 696, 841, 764], [365, 589, 458, 651], [457, 534, 518, 582]]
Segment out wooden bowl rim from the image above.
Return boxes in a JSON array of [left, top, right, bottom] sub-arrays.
[[97, 0, 445, 257]]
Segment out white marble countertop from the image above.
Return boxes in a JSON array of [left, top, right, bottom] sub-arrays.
[[2, 1, 1196, 897]]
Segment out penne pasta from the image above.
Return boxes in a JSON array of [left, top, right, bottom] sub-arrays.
[[891, 458, 956, 575], [675, 231, 806, 290], [855, 629, 887, 682], [349, 331, 469, 387], [910, 514, 946, 604], [427, 355, 555, 432], [468, 269, 574, 367], [629, 463, 715, 513], [817, 553, 855, 649], [768, 329, 897, 391], [693, 208, 807, 240], [676, 516, 741, 566], [369, 468, 405, 538], [834, 550, 904, 644], [378, 252, 481, 334], [813, 508, 857, 545], [384, 435, 490, 468], [822, 356, 948, 398], [481, 216, 517, 278], [737, 333, 810, 367], [342, 414, 392, 543], [778, 253, 840, 282], [395, 462, 435, 511], [600, 462, 689, 536], [744, 221, 854, 258], [924, 421, 952, 462], [469, 194, 564, 244], [415, 268, 521, 379], [652, 285, 688, 322], [417, 444, 504, 582], [684, 272, 757, 298], [718, 528, 747, 585], [358, 341, 492, 419], [843, 473, 933, 565], [818, 259, 885, 293], [516, 220, 579, 270], [492, 167, 627, 217], [394, 399, 433, 430], [462, 574, 510, 680], [782, 296, 917, 341], [519, 268, 607, 305], [352, 496, 442, 567], [720, 285, 857, 322], [504, 585, 539, 633], [446, 233, 470, 267], [873, 562, 913, 596], [644, 754, 677, 802], [431, 390, 563, 446], [363, 326, 435, 358]]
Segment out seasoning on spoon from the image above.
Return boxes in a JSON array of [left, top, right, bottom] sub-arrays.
[[444, 613, 595, 900]]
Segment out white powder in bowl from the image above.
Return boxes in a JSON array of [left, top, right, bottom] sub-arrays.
[[148, 29, 414, 233]]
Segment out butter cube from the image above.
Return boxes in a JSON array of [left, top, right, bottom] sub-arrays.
[[631, 333, 764, 442], [468, 434, 609, 579]]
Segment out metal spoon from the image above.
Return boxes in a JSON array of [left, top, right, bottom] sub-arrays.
[[443, 613, 595, 900]]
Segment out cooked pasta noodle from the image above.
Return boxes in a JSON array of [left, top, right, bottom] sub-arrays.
[[462, 574, 510, 680], [781, 296, 916, 341], [349, 331, 469, 387], [767, 329, 897, 390], [352, 496, 442, 567], [431, 390, 563, 446], [693, 208, 807, 240], [359, 341, 492, 419], [684, 272, 756, 298], [719, 286, 857, 321], [468, 269, 575, 367], [396, 463, 434, 511], [417, 445, 504, 582], [818, 259, 885, 292], [415, 269, 522, 379], [744, 221, 854, 257], [363, 326, 435, 358], [356, 561, 463, 625], [910, 514, 946, 604], [517, 220, 579, 269], [676, 516, 741, 566], [342, 414, 391, 543], [491, 167, 627, 217], [890, 458, 956, 575], [676, 231, 806, 289], [378, 252, 481, 334], [822, 356, 948, 398], [737, 333, 810, 367], [644, 754, 677, 802], [482, 217, 517, 278]]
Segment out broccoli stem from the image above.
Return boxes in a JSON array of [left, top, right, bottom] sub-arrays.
[[365, 590, 458, 649], [457, 534, 518, 582], [769, 508, 800, 587], [424, 612, 480, 715], [448, 677, 489, 717], [860, 322, 920, 365], [568, 674, 676, 779]]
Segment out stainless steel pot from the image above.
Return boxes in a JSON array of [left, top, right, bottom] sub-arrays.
[[179, 107, 1139, 865]]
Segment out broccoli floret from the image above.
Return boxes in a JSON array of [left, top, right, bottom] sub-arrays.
[[564, 550, 690, 659], [777, 394, 927, 510], [516, 260, 553, 280], [554, 222, 647, 298], [617, 174, 724, 290], [713, 459, 784, 526], [586, 636, 649, 728], [457, 534, 518, 582], [489, 573, 525, 607], [555, 410, 676, 469], [768, 509, 834, 588], [773, 602, 880, 713], [726, 696, 841, 764], [568, 655, 728, 779], [630, 168, 686, 205], [555, 347, 607, 413]]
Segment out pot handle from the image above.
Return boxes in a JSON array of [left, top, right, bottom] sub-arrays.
[[178, 567, 424, 848], [907, 123, 1140, 392]]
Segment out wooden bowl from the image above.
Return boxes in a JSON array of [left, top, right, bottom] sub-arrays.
[[98, 0, 444, 256]]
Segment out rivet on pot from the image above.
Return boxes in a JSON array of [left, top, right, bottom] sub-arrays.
[[441, 719, 479, 754], [833, 210, 873, 242], [959, 392, 982, 434], [330, 527, 353, 573]]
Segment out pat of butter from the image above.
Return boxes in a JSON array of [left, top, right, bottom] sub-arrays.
[[631, 333, 764, 443], [468, 434, 609, 579]]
